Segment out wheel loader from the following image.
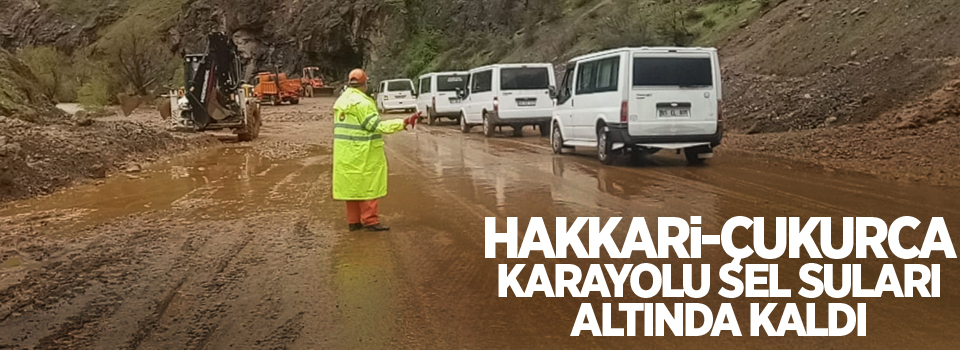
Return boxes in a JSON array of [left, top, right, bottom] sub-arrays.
[[160, 32, 261, 141], [300, 67, 336, 97]]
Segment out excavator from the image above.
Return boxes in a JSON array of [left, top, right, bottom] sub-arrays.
[[300, 67, 336, 97], [160, 32, 261, 141]]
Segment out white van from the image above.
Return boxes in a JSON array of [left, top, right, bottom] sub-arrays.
[[376, 79, 417, 113], [417, 72, 469, 125], [457, 64, 556, 137], [550, 47, 723, 165]]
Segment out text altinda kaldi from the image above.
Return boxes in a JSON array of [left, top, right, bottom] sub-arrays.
[[484, 217, 955, 337]]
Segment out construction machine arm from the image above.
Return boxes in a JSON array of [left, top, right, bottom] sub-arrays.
[[183, 33, 244, 128]]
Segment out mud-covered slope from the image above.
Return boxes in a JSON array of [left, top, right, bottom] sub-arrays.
[[720, 0, 960, 133]]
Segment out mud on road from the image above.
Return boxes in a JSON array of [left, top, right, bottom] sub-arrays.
[[2, 97, 960, 349]]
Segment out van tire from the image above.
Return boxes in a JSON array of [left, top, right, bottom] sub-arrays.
[[684, 148, 707, 165], [551, 123, 565, 154], [629, 147, 645, 165], [597, 125, 614, 165], [460, 113, 471, 133], [482, 113, 495, 138]]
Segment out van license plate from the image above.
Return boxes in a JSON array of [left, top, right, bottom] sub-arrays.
[[658, 107, 690, 118], [517, 99, 537, 107]]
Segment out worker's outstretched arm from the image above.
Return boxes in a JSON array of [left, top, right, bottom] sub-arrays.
[[359, 110, 405, 135]]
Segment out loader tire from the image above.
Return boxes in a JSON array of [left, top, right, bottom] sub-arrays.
[[238, 102, 262, 142]]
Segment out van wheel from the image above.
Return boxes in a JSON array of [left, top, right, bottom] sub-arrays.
[[427, 108, 436, 125], [460, 113, 471, 133], [684, 148, 707, 165], [512, 126, 523, 137], [539, 122, 551, 137], [482, 113, 494, 138], [597, 126, 614, 165], [551, 123, 565, 154], [629, 147, 645, 165]]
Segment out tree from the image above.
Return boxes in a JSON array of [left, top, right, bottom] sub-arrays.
[[100, 20, 175, 96], [18, 46, 72, 102]]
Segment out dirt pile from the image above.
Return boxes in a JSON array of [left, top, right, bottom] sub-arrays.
[[1, 48, 216, 203], [728, 77, 960, 186], [0, 112, 218, 203]]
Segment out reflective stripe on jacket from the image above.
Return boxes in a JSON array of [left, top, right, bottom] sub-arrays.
[[332, 87, 405, 201]]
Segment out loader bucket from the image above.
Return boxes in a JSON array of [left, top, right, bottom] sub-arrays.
[[118, 93, 142, 117], [158, 99, 172, 120]]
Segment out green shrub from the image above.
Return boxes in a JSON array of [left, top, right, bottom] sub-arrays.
[[77, 78, 111, 110], [401, 30, 441, 78], [702, 19, 717, 28], [18, 46, 72, 102], [684, 9, 705, 21]]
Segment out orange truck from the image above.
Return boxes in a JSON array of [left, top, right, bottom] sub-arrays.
[[254, 72, 302, 105], [300, 67, 336, 97]]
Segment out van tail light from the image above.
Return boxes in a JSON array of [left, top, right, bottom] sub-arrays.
[[620, 100, 628, 123], [717, 101, 723, 122], [493, 96, 500, 113]]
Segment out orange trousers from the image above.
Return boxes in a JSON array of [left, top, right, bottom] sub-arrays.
[[345, 200, 380, 226]]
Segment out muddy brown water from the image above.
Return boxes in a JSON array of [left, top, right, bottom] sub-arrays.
[[2, 98, 959, 349]]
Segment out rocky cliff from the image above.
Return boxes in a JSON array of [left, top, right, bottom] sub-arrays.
[[173, 0, 387, 80]]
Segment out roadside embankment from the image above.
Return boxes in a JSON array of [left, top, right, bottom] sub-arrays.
[[0, 48, 217, 203]]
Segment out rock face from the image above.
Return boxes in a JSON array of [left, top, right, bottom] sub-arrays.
[[173, 0, 389, 82], [0, 0, 117, 51], [1, 0, 554, 82]]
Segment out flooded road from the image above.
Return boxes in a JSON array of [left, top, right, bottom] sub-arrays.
[[2, 97, 959, 349]]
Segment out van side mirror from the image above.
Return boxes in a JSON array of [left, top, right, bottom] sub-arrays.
[[456, 87, 467, 99], [548, 86, 557, 99]]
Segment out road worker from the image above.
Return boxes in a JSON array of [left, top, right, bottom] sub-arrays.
[[332, 68, 420, 231]]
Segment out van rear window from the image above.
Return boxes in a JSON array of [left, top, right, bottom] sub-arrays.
[[387, 81, 414, 92], [633, 57, 713, 87], [437, 75, 468, 91], [500, 67, 550, 90]]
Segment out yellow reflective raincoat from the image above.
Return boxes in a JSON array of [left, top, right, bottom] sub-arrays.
[[332, 87, 406, 201]]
